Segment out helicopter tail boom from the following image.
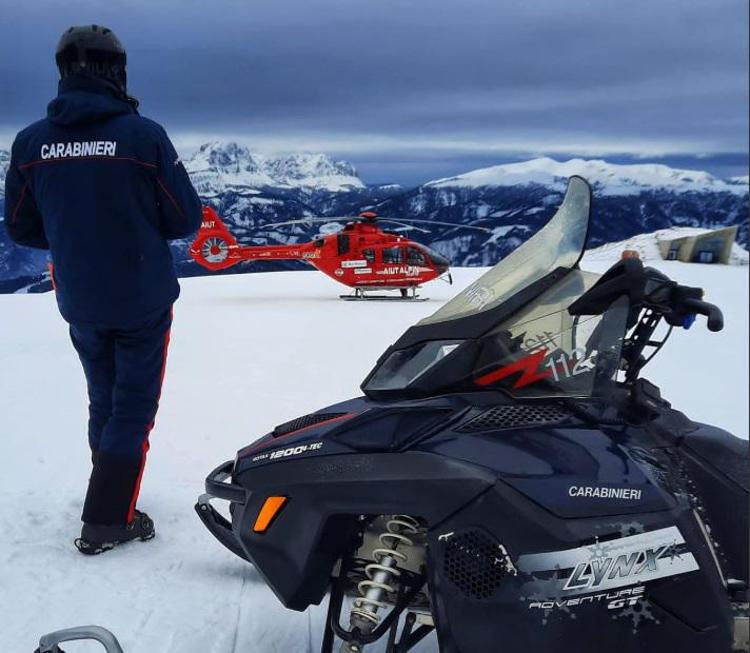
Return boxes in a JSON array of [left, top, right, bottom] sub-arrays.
[[234, 243, 309, 262], [190, 207, 316, 272]]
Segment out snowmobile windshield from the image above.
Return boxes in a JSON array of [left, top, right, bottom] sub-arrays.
[[418, 176, 590, 326], [363, 176, 631, 399], [365, 271, 630, 398]]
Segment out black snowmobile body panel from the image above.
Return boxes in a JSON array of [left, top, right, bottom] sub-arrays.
[[200, 390, 747, 652], [426, 479, 733, 653], [231, 450, 495, 610], [674, 423, 749, 586]]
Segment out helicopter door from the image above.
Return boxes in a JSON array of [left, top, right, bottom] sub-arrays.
[[337, 234, 350, 256], [382, 246, 403, 265]]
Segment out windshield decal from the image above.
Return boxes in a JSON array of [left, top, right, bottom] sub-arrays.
[[475, 349, 552, 389], [464, 284, 495, 310], [476, 346, 599, 391]]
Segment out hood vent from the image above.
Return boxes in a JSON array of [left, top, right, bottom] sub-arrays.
[[273, 412, 348, 437], [456, 404, 568, 433]]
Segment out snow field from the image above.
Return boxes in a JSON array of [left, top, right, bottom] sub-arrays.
[[0, 258, 746, 651]]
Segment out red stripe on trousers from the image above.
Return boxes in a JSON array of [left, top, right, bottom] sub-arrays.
[[126, 312, 173, 523]]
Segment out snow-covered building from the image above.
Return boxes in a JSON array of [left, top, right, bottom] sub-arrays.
[[657, 226, 739, 264]]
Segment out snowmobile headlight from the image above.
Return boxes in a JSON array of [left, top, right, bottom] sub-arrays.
[[253, 496, 288, 533], [365, 340, 465, 391]]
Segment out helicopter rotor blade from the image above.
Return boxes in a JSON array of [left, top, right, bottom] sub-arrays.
[[259, 215, 491, 234], [375, 219, 431, 234], [260, 217, 356, 229], [384, 218, 492, 233]]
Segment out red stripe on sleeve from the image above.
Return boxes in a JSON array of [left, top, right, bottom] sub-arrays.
[[10, 181, 30, 223]]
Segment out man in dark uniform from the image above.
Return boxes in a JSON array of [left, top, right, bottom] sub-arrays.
[[4, 25, 202, 554]]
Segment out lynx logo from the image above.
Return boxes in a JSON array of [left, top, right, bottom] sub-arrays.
[[564, 547, 666, 591], [517, 526, 699, 597]]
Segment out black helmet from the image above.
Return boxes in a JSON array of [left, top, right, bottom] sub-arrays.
[[56, 25, 127, 94]]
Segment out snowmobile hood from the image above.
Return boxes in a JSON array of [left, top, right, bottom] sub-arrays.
[[47, 76, 134, 126]]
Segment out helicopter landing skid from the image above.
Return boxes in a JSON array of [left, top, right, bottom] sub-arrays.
[[340, 288, 428, 302]]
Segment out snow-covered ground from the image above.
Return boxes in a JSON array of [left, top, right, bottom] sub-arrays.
[[0, 256, 747, 652]]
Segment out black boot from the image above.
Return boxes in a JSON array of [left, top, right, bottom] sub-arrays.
[[75, 510, 155, 555]]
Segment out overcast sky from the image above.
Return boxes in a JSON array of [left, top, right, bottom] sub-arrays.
[[0, 0, 747, 184]]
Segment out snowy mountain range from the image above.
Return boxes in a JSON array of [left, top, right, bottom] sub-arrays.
[[427, 157, 748, 197], [184, 142, 365, 195], [374, 157, 749, 267], [0, 141, 747, 292]]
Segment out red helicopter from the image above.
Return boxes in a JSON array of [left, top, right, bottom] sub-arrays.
[[189, 207, 490, 299]]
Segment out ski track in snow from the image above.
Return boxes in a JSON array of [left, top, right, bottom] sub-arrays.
[[0, 259, 746, 652]]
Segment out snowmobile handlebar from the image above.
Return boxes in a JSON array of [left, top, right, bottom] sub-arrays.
[[640, 267, 724, 332], [571, 259, 724, 384], [570, 259, 724, 333], [679, 297, 724, 332]]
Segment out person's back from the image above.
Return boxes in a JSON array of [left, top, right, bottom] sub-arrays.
[[4, 25, 202, 553], [8, 47, 199, 326]]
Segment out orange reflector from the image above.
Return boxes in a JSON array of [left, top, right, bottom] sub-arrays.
[[253, 496, 288, 533]]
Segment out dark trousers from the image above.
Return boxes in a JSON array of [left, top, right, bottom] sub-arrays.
[[69, 307, 173, 525]]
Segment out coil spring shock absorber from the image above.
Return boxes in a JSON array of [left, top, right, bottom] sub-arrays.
[[346, 515, 420, 641]]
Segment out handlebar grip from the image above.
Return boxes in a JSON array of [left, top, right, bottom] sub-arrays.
[[682, 298, 724, 332]]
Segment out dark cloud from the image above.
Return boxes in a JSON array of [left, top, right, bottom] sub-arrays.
[[0, 0, 747, 183]]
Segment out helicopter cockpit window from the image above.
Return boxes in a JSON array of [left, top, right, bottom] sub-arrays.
[[383, 247, 403, 264], [407, 247, 427, 266], [313, 238, 325, 248], [363, 248, 375, 263], [425, 247, 449, 268]]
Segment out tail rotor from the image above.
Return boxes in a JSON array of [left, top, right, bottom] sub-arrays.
[[190, 207, 240, 271]]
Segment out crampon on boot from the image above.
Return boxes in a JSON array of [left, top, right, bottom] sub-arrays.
[[75, 510, 155, 555]]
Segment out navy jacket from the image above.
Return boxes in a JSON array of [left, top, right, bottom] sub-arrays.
[[4, 76, 202, 327]]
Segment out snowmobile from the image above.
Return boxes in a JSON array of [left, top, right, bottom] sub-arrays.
[[196, 176, 749, 652]]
